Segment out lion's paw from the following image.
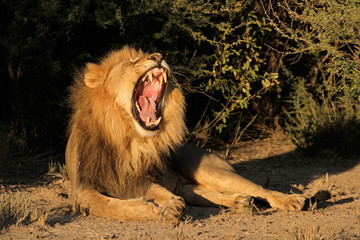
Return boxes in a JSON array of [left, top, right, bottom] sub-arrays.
[[269, 193, 306, 212], [160, 196, 186, 224], [230, 194, 254, 214]]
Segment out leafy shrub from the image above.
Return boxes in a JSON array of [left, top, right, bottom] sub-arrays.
[[286, 78, 360, 156], [265, 0, 360, 156]]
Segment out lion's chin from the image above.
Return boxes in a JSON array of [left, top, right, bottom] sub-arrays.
[[132, 119, 159, 137]]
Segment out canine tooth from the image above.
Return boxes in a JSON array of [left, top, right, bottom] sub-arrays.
[[155, 117, 162, 126], [162, 72, 167, 83], [147, 72, 153, 82], [142, 75, 147, 81], [146, 117, 150, 126], [135, 102, 141, 112]]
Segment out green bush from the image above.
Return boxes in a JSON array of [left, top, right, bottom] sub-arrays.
[[286, 78, 360, 156], [266, 0, 360, 156]]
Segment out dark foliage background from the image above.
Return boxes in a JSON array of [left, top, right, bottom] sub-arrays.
[[0, 0, 359, 157]]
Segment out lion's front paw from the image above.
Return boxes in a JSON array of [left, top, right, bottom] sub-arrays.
[[160, 196, 186, 224], [269, 193, 306, 212]]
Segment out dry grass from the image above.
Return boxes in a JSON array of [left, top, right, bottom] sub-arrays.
[[281, 223, 343, 240], [48, 160, 68, 180], [0, 192, 48, 230], [167, 229, 189, 240], [182, 214, 194, 224]]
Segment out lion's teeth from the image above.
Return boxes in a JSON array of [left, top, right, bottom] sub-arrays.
[[147, 72, 153, 82], [162, 72, 167, 83], [135, 102, 141, 112], [155, 117, 162, 126], [146, 117, 150, 126], [142, 75, 147, 81]]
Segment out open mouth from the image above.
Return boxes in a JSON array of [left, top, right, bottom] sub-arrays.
[[132, 67, 168, 131]]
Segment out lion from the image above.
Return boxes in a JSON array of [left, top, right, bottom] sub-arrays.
[[66, 46, 305, 223]]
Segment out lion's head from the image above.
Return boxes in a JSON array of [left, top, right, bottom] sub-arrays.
[[68, 46, 186, 198], [82, 46, 182, 135]]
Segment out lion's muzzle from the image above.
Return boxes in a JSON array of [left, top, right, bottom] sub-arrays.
[[132, 65, 168, 131]]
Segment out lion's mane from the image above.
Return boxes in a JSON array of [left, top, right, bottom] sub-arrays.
[[67, 47, 186, 199]]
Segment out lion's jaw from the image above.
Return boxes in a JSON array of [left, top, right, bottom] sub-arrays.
[[132, 66, 169, 132], [107, 51, 178, 138]]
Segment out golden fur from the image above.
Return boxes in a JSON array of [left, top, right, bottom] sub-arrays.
[[67, 47, 185, 199], [66, 46, 305, 223]]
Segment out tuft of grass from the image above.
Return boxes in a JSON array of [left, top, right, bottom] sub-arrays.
[[281, 223, 342, 240], [58, 162, 69, 180], [182, 214, 193, 224], [167, 229, 189, 240], [48, 160, 57, 174], [48, 160, 68, 180], [0, 192, 48, 229]]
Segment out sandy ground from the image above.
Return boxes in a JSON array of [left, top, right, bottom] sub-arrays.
[[1, 139, 359, 239]]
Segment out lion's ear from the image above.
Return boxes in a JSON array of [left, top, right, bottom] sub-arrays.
[[84, 63, 106, 88]]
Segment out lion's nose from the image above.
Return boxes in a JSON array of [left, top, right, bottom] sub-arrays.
[[149, 54, 163, 66]]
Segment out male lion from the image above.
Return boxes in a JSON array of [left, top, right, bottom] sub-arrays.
[[66, 46, 305, 223]]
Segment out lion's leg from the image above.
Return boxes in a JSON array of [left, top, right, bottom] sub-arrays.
[[73, 188, 161, 221], [178, 184, 252, 212], [193, 166, 305, 211], [145, 183, 186, 223], [73, 184, 185, 223], [176, 145, 305, 211]]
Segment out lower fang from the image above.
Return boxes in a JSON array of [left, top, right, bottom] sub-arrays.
[[146, 117, 150, 126], [155, 117, 162, 126], [135, 102, 141, 112]]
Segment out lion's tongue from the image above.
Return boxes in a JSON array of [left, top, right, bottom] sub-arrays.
[[139, 96, 156, 123]]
